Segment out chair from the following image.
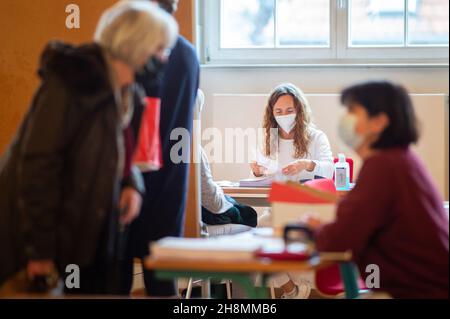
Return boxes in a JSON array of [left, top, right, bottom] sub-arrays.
[[314, 264, 368, 298], [305, 178, 367, 298], [333, 157, 354, 183], [183, 105, 252, 299]]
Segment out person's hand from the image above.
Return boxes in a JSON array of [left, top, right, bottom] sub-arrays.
[[299, 213, 324, 232], [119, 187, 142, 225], [27, 260, 55, 280], [282, 160, 315, 176], [250, 161, 266, 177]]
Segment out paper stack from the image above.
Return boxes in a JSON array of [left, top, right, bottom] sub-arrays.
[[150, 236, 262, 262], [239, 176, 274, 188]]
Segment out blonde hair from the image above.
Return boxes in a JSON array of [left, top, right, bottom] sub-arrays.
[[94, 0, 178, 70], [263, 83, 313, 158]]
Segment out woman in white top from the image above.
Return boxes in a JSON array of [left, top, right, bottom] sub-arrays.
[[251, 83, 333, 299], [251, 83, 334, 181]]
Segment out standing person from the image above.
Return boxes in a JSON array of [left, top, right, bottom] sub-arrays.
[[251, 83, 334, 182], [0, 1, 177, 295], [122, 0, 200, 297], [302, 81, 449, 299]]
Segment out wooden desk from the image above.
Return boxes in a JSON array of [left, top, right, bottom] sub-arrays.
[[145, 256, 319, 299], [223, 186, 350, 207], [145, 256, 323, 273], [222, 187, 270, 207], [144, 252, 359, 299]]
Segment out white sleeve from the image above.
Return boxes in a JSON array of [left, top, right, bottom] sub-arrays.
[[310, 131, 334, 179], [200, 147, 233, 214]]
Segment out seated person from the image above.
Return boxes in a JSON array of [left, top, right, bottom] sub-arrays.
[[302, 81, 449, 299], [201, 148, 257, 227], [251, 83, 334, 181], [196, 89, 257, 228]]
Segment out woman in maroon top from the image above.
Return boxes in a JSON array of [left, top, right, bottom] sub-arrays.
[[304, 81, 449, 299]]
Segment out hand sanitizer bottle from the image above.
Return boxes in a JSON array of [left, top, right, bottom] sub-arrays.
[[335, 153, 350, 191]]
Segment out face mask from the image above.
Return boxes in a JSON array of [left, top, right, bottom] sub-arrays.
[[275, 114, 296, 134], [135, 56, 167, 95], [338, 113, 364, 149], [158, 0, 176, 14]]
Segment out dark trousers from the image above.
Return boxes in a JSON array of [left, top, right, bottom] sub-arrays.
[[120, 256, 176, 297], [63, 262, 109, 296], [63, 220, 120, 296]]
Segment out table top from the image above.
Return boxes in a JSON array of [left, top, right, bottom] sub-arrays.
[[223, 186, 349, 199], [222, 187, 270, 195], [144, 252, 351, 274], [145, 256, 322, 273], [222, 187, 270, 200]]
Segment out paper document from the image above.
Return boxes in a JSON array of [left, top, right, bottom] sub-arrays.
[[239, 175, 274, 188], [255, 151, 274, 169], [150, 236, 262, 261], [216, 180, 239, 187]]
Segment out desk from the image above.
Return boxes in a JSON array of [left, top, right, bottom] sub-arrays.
[[222, 187, 270, 207], [222, 186, 350, 207], [144, 252, 359, 299]]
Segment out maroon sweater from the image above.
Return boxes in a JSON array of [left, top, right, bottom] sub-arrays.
[[315, 148, 449, 299]]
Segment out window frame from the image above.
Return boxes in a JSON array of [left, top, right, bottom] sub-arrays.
[[199, 0, 449, 65]]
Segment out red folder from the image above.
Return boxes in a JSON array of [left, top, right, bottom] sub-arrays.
[[304, 179, 337, 194], [269, 180, 338, 204], [255, 249, 311, 261], [133, 97, 163, 172]]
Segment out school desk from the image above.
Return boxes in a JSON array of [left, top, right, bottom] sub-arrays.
[[222, 187, 270, 207], [222, 186, 351, 208], [144, 250, 360, 299]]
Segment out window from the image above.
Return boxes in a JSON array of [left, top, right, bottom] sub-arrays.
[[200, 0, 449, 64], [220, 0, 330, 48], [349, 0, 449, 47]]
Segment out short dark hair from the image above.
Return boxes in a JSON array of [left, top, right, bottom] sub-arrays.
[[341, 81, 419, 149]]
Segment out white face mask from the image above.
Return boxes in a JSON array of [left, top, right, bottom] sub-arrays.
[[275, 114, 296, 134], [338, 113, 364, 149]]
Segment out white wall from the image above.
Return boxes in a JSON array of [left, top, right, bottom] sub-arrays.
[[199, 66, 449, 199]]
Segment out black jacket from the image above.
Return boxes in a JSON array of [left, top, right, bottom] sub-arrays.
[[0, 41, 144, 285]]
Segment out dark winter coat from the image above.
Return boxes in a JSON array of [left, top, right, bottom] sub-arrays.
[[0, 41, 144, 285]]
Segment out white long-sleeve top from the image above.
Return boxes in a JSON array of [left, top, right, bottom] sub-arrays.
[[255, 127, 334, 181], [201, 147, 234, 214]]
